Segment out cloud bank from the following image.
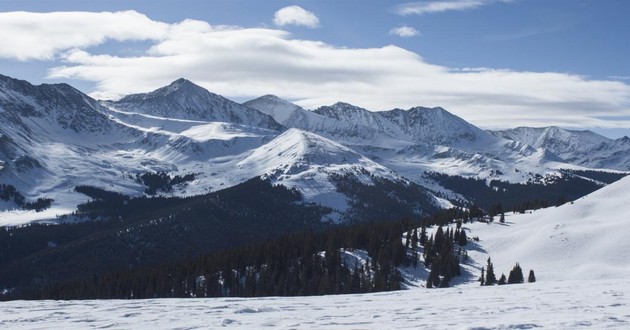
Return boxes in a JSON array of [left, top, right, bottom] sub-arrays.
[[1, 10, 629, 130]]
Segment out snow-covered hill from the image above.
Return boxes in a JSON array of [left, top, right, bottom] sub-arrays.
[[467, 174, 630, 282]]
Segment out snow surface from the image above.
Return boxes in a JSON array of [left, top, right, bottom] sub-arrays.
[[2, 280, 629, 329], [465, 174, 630, 281]]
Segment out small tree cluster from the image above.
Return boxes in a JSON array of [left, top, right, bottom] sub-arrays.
[[480, 259, 536, 286], [424, 226, 462, 288]]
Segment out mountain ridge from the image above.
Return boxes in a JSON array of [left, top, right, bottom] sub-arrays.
[[1, 74, 627, 226]]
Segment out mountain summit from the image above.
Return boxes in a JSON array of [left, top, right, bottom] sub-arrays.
[[111, 79, 284, 131]]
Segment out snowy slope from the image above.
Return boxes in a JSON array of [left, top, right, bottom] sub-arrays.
[[3, 279, 629, 329], [467, 174, 630, 281], [242, 94, 303, 124], [235, 128, 401, 220]]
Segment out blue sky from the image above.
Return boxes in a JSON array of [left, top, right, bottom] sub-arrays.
[[0, 0, 629, 137]]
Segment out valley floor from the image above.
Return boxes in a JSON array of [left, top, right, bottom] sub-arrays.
[[2, 279, 630, 329]]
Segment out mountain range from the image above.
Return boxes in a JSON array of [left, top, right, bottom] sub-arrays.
[[0, 74, 628, 225]]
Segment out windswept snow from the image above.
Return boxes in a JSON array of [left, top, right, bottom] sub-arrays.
[[2, 279, 629, 329]]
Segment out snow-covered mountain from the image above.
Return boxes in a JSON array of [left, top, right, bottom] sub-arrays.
[[493, 126, 630, 170], [245, 95, 564, 184], [108, 79, 284, 131], [1, 74, 628, 226], [0, 76, 435, 225]]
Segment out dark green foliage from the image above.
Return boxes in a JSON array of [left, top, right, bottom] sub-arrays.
[[508, 263, 524, 284], [485, 258, 496, 285], [498, 273, 506, 285], [426, 263, 440, 288], [423, 224, 462, 289], [457, 229, 468, 246], [2, 219, 413, 300], [419, 225, 427, 246], [136, 172, 196, 195], [424, 171, 611, 213], [0, 182, 479, 299], [489, 203, 504, 217], [330, 173, 440, 222], [560, 169, 627, 184], [528, 269, 536, 283], [0, 178, 330, 292], [0, 184, 53, 212]]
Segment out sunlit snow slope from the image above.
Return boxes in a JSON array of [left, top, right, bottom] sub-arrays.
[[468, 175, 630, 281]]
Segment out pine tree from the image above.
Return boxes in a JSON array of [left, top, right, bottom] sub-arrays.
[[479, 267, 485, 286], [508, 263, 524, 284], [458, 229, 468, 246], [485, 257, 496, 285], [434, 226, 444, 252], [419, 225, 428, 246], [411, 228, 419, 250], [426, 263, 440, 288], [498, 273, 506, 285], [528, 269, 536, 283]]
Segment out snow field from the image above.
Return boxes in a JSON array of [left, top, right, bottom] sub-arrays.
[[2, 279, 629, 329]]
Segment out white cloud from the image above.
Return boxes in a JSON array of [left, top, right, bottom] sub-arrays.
[[273, 6, 320, 28], [389, 26, 420, 37], [1, 10, 629, 131], [395, 0, 513, 15], [0, 11, 168, 61]]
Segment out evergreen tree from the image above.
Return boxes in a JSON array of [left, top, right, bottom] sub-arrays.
[[434, 227, 444, 252], [411, 228, 419, 250], [479, 267, 485, 286], [498, 273, 506, 285], [485, 257, 496, 285], [426, 261, 441, 288], [528, 269, 536, 283], [458, 229, 468, 246], [419, 225, 428, 246], [508, 263, 524, 284]]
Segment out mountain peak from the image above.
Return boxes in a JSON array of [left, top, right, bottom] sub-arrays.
[[111, 80, 283, 130], [243, 95, 303, 124], [257, 94, 286, 102], [118, 78, 208, 103], [314, 102, 371, 121]]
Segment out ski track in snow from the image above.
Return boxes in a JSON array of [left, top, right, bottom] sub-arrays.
[[2, 280, 629, 329]]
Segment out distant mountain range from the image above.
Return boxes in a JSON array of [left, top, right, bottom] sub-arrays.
[[0, 74, 627, 225]]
